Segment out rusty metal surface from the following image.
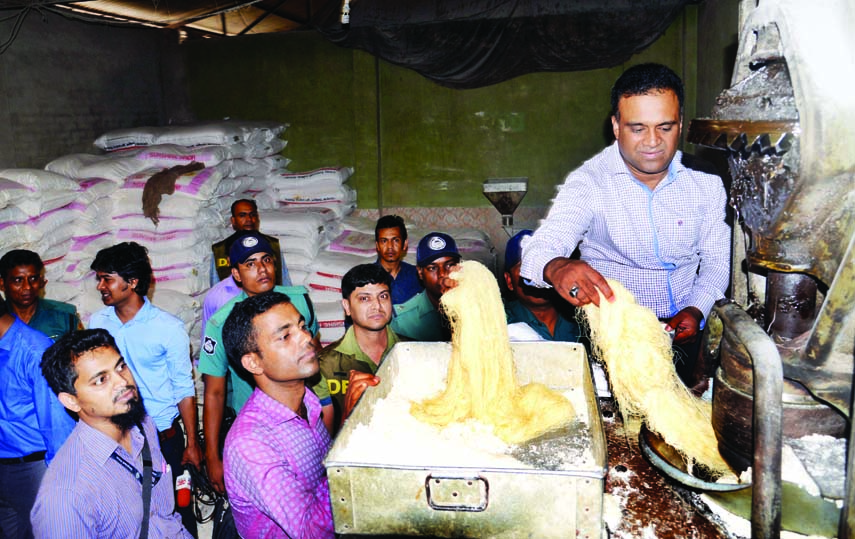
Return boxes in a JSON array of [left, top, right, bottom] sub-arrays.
[[601, 400, 733, 539]]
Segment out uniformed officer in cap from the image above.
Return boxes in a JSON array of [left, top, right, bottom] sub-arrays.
[[390, 232, 461, 342]]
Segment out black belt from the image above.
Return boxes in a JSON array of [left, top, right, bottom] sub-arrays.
[[0, 450, 46, 465]]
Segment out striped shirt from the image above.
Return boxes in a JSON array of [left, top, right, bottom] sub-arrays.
[[31, 416, 191, 538], [224, 387, 334, 539], [521, 142, 730, 320]]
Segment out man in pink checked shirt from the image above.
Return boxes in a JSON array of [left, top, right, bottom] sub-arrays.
[[220, 291, 334, 538]]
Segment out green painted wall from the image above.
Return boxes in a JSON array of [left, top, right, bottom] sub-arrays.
[[185, 6, 719, 210]]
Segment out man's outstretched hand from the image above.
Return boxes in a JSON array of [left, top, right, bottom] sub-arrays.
[[543, 258, 614, 307]]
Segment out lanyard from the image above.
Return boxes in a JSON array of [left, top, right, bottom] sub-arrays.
[[110, 435, 162, 487]]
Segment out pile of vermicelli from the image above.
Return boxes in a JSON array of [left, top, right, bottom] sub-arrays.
[[582, 279, 731, 475], [410, 260, 574, 444]]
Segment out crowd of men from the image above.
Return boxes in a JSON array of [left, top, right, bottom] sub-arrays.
[[0, 63, 728, 538]]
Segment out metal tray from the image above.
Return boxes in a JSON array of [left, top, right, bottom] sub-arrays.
[[325, 341, 607, 538]]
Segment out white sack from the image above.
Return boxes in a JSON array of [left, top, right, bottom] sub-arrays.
[[45, 153, 107, 179]]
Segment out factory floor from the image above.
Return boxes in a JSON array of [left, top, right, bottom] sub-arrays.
[[602, 398, 732, 538], [195, 397, 735, 539]]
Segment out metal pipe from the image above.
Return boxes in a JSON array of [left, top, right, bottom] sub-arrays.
[[714, 300, 783, 539], [842, 378, 855, 538]]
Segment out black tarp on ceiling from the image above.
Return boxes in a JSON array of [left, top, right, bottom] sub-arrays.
[[315, 0, 694, 89]]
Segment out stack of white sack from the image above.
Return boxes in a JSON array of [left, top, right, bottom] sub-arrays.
[[38, 120, 290, 353], [311, 215, 496, 346], [258, 167, 357, 219], [256, 208, 340, 287], [0, 169, 89, 263], [327, 216, 496, 271], [0, 169, 116, 323]]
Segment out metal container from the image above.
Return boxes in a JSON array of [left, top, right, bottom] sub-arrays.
[[325, 341, 607, 538]]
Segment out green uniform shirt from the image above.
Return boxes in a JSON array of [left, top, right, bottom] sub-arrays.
[[318, 325, 400, 423], [390, 290, 449, 341], [198, 285, 329, 411], [9, 298, 81, 340], [211, 231, 288, 286], [504, 300, 581, 342]]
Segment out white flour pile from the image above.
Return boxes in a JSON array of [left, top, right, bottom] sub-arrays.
[[340, 349, 595, 470]]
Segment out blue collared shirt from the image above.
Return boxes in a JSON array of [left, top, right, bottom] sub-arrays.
[[374, 259, 423, 305], [521, 142, 730, 320], [89, 298, 195, 431], [0, 317, 75, 462]]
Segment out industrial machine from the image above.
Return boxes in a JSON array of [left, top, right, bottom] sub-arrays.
[[687, 0, 855, 536]]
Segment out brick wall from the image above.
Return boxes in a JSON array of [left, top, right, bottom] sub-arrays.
[[0, 10, 191, 169]]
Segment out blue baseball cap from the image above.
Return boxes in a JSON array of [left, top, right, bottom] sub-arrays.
[[229, 231, 275, 267], [504, 229, 533, 272], [416, 232, 460, 267]]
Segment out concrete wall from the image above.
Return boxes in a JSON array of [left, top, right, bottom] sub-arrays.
[[184, 6, 713, 212], [0, 4, 740, 267], [183, 4, 747, 262], [0, 10, 191, 169]]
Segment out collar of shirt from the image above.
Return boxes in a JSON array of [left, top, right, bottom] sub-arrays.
[[607, 140, 683, 189], [247, 386, 323, 429], [3, 298, 43, 320], [102, 296, 154, 327], [333, 325, 399, 363], [396, 290, 435, 317], [75, 419, 145, 467]]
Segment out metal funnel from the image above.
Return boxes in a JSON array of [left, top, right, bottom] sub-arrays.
[[483, 178, 528, 232]]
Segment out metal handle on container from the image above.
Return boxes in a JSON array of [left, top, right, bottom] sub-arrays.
[[424, 474, 489, 512]]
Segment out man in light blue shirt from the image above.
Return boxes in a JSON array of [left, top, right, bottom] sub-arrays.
[[88, 241, 200, 537], [521, 64, 730, 385], [0, 300, 75, 539]]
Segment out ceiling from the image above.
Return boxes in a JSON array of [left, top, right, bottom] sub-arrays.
[[0, 0, 340, 39], [0, 0, 696, 88]]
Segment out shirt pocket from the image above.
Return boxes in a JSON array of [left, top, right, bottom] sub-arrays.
[[658, 213, 701, 261]]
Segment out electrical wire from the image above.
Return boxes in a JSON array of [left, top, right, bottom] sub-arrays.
[[187, 461, 220, 524], [0, 4, 35, 55]]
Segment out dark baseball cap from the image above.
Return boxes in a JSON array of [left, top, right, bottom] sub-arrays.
[[504, 229, 533, 272], [229, 231, 275, 267], [416, 232, 460, 267]]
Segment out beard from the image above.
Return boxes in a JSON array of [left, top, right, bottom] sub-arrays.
[[109, 393, 147, 433]]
